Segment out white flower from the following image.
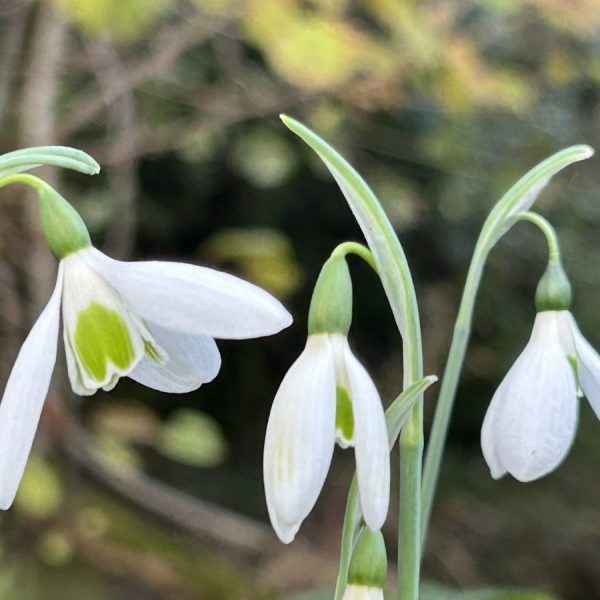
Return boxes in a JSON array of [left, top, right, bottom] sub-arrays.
[[263, 333, 389, 543], [342, 585, 384, 600], [0, 246, 292, 509], [481, 310, 600, 482]]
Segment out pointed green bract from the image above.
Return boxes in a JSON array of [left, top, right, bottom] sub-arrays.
[[74, 303, 136, 382], [309, 255, 353, 336], [0, 146, 100, 179], [336, 385, 355, 442]]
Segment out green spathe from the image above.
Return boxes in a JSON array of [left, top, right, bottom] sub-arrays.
[[0, 174, 91, 258], [74, 302, 136, 382], [347, 528, 387, 589], [535, 259, 572, 312], [308, 254, 353, 336]]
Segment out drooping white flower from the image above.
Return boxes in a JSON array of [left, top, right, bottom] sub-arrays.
[[263, 332, 389, 543], [481, 309, 600, 482], [342, 585, 384, 600], [0, 178, 292, 509]]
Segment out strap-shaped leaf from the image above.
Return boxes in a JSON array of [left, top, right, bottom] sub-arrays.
[[0, 146, 100, 179], [281, 115, 419, 349]]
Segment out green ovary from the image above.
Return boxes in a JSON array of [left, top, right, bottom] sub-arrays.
[[336, 385, 355, 442], [74, 302, 136, 382]]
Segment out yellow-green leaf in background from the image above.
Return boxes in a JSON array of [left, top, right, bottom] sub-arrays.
[[200, 227, 303, 299], [230, 128, 297, 189], [52, 0, 172, 41], [156, 409, 227, 468], [15, 456, 63, 519]]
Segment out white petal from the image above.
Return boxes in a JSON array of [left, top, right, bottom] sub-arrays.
[[560, 311, 600, 420], [490, 312, 578, 482], [128, 324, 221, 393], [335, 336, 390, 531], [0, 265, 63, 509], [263, 334, 336, 543], [342, 585, 384, 600], [82, 248, 292, 339], [61, 251, 146, 394], [481, 387, 507, 479]]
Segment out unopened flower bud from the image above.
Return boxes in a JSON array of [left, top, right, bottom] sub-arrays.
[[343, 528, 387, 599], [535, 259, 572, 312], [308, 254, 352, 336]]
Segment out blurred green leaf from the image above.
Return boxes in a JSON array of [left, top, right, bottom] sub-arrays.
[[52, 0, 172, 41], [230, 128, 297, 189], [15, 456, 63, 519], [156, 409, 227, 467], [421, 583, 559, 600], [201, 227, 303, 298]]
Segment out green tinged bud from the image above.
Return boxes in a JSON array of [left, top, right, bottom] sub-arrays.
[[535, 259, 572, 312], [308, 254, 352, 336], [347, 528, 387, 589]]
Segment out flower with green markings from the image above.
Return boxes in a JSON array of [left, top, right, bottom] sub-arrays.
[[482, 259, 600, 482], [0, 175, 292, 509], [263, 254, 389, 543]]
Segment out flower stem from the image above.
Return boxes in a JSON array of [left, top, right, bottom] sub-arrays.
[[334, 479, 360, 600], [517, 211, 561, 262], [332, 241, 377, 271], [421, 255, 485, 540]]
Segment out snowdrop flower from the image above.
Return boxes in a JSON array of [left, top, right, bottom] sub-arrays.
[[482, 259, 600, 482], [264, 253, 389, 543], [0, 175, 292, 509], [342, 528, 387, 600]]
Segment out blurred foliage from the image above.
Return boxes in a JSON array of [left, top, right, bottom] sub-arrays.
[[1, 0, 600, 598]]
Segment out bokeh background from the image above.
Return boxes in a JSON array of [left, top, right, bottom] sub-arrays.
[[0, 0, 599, 598]]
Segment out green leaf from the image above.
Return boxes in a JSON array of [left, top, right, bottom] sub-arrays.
[[386, 375, 437, 448], [478, 144, 593, 256], [156, 409, 227, 468], [281, 114, 418, 348], [0, 146, 100, 179], [15, 456, 63, 519]]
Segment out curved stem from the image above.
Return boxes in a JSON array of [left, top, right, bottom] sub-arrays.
[[332, 241, 378, 272], [0, 173, 47, 193], [517, 211, 561, 262]]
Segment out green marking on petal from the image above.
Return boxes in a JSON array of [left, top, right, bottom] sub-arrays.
[[74, 302, 136, 382], [336, 385, 355, 443], [144, 340, 163, 364]]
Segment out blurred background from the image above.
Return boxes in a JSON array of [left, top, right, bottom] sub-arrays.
[[0, 0, 599, 598]]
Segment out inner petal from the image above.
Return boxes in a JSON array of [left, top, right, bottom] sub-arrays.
[[62, 251, 151, 393]]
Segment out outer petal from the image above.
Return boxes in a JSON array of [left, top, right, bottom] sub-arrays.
[[480, 387, 507, 479], [0, 265, 63, 509], [559, 311, 600, 419], [336, 336, 390, 531], [128, 323, 221, 393], [82, 248, 292, 339], [263, 334, 336, 543], [488, 312, 578, 482]]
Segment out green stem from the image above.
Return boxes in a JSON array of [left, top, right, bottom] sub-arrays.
[[332, 241, 378, 271], [517, 211, 561, 262], [421, 253, 485, 540], [334, 376, 436, 600], [334, 479, 361, 600]]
